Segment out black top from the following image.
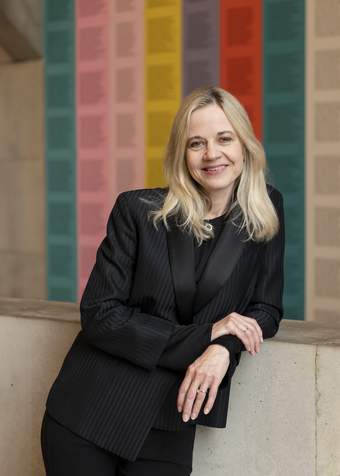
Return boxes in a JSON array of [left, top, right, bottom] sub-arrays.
[[138, 215, 227, 464], [191, 214, 233, 347], [194, 214, 227, 283]]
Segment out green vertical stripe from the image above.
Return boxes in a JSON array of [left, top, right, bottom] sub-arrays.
[[263, 0, 305, 320], [44, 0, 77, 301]]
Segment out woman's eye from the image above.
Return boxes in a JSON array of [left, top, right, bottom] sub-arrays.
[[188, 137, 232, 149], [189, 141, 204, 149]]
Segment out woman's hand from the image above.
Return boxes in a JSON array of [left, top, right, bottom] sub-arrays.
[[212, 312, 263, 356], [177, 344, 230, 422]]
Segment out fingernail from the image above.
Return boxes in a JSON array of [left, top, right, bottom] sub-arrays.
[[191, 414, 197, 419], [178, 406, 182, 412], [204, 408, 209, 414], [183, 414, 189, 422]]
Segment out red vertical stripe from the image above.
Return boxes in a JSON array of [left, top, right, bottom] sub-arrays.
[[220, 0, 262, 139]]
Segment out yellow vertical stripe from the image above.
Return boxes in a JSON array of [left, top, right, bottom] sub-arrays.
[[145, 0, 182, 187]]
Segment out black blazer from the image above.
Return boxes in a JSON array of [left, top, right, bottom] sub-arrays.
[[45, 183, 285, 461]]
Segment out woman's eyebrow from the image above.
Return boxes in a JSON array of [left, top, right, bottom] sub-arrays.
[[217, 130, 234, 135], [188, 130, 234, 141]]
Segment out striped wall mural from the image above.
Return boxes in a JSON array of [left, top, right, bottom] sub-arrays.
[[44, 0, 335, 323], [44, 0, 77, 302], [263, 0, 305, 323], [306, 1, 340, 323]]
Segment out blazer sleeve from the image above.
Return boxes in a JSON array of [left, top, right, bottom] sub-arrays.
[[156, 322, 214, 372], [80, 191, 213, 372], [158, 323, 240, 389], [209, 188, 285, 359]]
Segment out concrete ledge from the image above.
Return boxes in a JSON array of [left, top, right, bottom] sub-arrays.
[[0, 297, 339, 475], [0, 297, 79, 323]]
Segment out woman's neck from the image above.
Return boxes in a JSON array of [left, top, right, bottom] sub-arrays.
[[205, 193, 232, 219]]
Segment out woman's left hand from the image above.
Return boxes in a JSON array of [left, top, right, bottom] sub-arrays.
[[177, 344, 230, 422]]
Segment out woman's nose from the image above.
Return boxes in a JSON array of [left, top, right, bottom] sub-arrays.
[[204, 141, 221, 159]]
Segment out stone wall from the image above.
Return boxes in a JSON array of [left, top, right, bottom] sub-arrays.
[[0, 298, 339, 475], [0, 61, 45, 298], [0, 0, 42, 56]]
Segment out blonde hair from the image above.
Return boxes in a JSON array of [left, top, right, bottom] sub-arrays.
[[142, 86, 280, 246]]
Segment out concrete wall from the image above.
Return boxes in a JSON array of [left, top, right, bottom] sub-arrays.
[[0, 45, 11, 63], [0, 298, 339, 475], [0, 60, 45, 298], [0, 0, 42, 56]]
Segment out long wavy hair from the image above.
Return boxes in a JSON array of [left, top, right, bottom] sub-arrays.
[[141, 86, 279, 246]]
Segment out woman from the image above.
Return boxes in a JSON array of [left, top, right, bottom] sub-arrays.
[[41, 86, 285, 475]]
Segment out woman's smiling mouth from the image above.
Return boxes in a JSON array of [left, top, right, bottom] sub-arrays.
[[202, 165, 229, 175]]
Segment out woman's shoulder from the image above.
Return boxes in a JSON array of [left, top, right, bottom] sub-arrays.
[[117, 187, 168, 203], [265, 182, 283, 204], [114, 187, 168, 214]]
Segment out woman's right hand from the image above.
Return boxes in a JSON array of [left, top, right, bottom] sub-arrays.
[[211, 312, 263, 355]]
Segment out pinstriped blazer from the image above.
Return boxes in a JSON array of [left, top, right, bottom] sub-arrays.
[[45, 182, 285, 461]]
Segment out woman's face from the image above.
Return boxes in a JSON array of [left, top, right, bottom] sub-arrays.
[[185, 103, 244, 200]]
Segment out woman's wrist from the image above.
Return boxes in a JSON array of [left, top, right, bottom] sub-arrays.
[[211, 321, 224, 341], [209, 343, 230, 358]]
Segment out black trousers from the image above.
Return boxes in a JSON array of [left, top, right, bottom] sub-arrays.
[[40, 411, 193, 475]]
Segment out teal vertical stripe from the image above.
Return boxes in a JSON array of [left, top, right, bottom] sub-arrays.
[[263, 0, 305, 320], [44, 0, 77, 301]]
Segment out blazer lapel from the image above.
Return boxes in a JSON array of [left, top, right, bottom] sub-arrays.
[[193, 210, 248, 314], [167, 206, 248, 323], [167, 215, 196, 325]]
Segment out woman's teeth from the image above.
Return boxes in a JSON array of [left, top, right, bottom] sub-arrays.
[[202, 165, 228, 173]]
